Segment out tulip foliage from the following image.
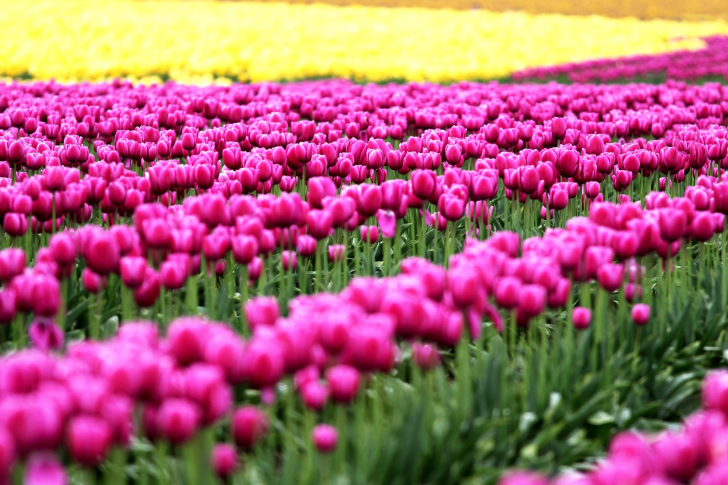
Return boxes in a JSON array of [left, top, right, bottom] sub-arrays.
[[1, 79, 728, 484], [500, 370, 728, 485]]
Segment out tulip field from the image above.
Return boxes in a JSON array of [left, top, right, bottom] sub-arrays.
[[4, 0, 728, 484]]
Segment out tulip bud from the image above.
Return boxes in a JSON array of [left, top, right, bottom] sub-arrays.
[[3, 213, 28, 237], [658, 209, 686, 243], [281, 250, 297, 271], [306, 209, 333, 240], [326, 365, 360, 404], [232, 235, 259, 265], [360, 225, 379, 244], [156, 399, 200, 444], [547, 278, 571, 308], [596, 263, 623, 292], [296, 235, 316, 258], [242, 336, 284, 388], [412, 342, 440, 371], [307, 177, 337, 209], [0, 248, 25, 282], [134, 268, 161, 308], [85, 232, 120, 275], [572, 307, 591, 330], [652, 431, 699, 482], [301, 381, 329, 411], [0, 428, 14, 477], [31, 275, 60, 317], [212, 443, 238, 478], [357, 185, 382, 217], [82, 268, 106, 294], [631, 303, 650, 326], [499, 471, 549, 485], [518, 284, 546, 320], [232, 406, 268, 451], [411, 170, 437, 200], [244, 297, 279, 330], [49, 232, 76, 266], [703, 370, 728, 418], [328, 244, 345, 263], [495, 276, 521, 309], [311, 424, 338, 453], [0, 289, 16, 325], [66, 415, 112, 466], [160, 260, 187, 291], [28, 319, 63, 352], [248, 257, 263, 281], [119, 256, 147, 289]]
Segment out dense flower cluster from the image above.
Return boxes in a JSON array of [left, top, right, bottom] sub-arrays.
[[0, 79, 727, 320], [1, 1, 726, 83], [254, 0, 728, 21], [0, 77, 726, 480], [515, 35, 728, 83]]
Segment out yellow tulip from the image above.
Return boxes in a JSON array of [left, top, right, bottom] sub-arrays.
[[0, 0, 726, 84]]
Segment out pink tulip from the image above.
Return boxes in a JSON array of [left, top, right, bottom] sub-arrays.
[[25, 453, 65, 485], [326, 365, 360, 404], [212, 443, 238, 478], [631, 303, 650, 326], [28, 319, 63, 352], [412, 342, 440, 371], [232, 406, 268, 451], [66, 415, 112, 466], [572, 307, 591, 330], [311, 424, 338, 453], [155, 398, 200, 444]]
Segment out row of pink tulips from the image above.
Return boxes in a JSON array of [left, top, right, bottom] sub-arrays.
[[514, 36, 728, 83]]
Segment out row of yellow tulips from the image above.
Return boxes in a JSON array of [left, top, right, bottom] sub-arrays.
[[2, 0, 727, 84], [239, 0, 728, 21]]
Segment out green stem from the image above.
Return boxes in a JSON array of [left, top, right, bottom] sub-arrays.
[[364, 238, 372, 276], [186, 274, 198, 316], [393, 219, 402, 268], [419, 207, 426, 259], [383, 237, 391, 276], [316, 241, 324, 292], [354, 236, 361, 277], [239, 265, 249, 335], [121, 285, 132, 322], [90, 293, 101, 340], [107, 447, 127, 485], [12, 314, 24, 349], [723, 231, 728, 306]]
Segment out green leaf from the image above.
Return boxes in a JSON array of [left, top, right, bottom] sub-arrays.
[[587, 411, 614, 426], [101, 315, 119, 338]]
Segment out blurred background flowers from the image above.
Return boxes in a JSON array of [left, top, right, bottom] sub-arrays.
[[2, 0, 727, 84]]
